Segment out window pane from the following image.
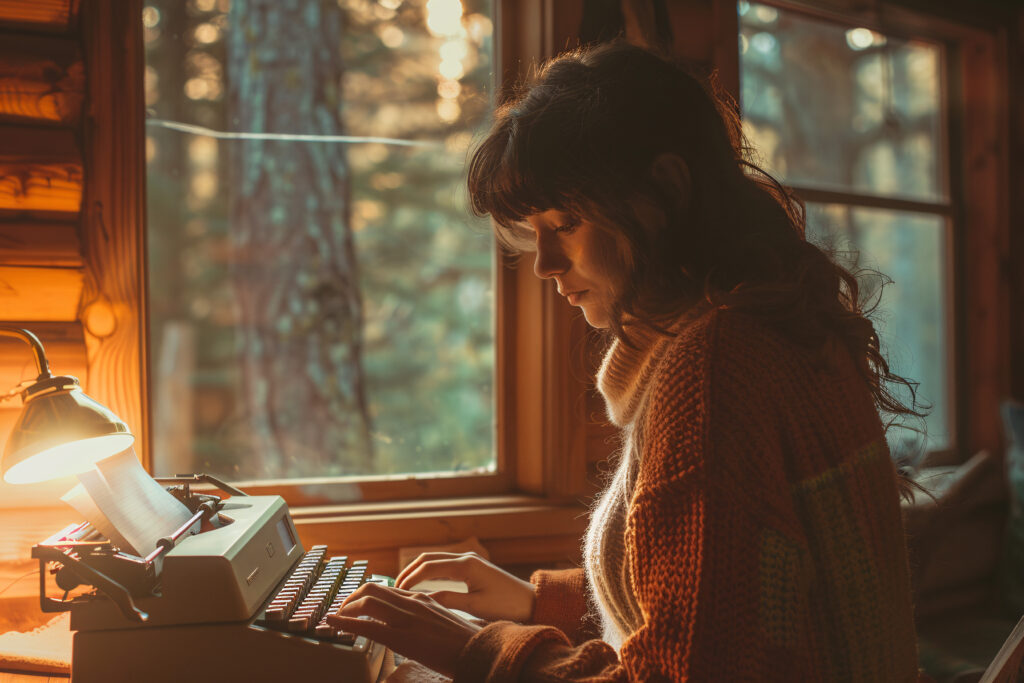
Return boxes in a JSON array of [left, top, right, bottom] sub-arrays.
[[739, 1, 945, 201], [806, 204, 951, 458], [144, 0, 495, 481]]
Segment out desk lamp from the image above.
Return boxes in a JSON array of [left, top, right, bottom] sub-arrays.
[[0, 326, 134, 484]]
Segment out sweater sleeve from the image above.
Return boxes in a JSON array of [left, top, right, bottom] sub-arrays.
[[529, 568, 598, 644]]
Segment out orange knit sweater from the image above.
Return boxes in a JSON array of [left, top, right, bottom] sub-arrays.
[[453, 306, 921, 682]]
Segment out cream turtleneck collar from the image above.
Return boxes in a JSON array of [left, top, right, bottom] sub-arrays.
[[596, 303, 711, 427]]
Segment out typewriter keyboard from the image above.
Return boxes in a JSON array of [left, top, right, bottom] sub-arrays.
[[258, 545, 380, 644]]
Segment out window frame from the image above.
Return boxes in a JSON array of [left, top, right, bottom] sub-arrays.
[[730, 0, 1011, 465]]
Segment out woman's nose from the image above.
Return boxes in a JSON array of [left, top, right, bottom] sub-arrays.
[[533, 239, 569, 280]]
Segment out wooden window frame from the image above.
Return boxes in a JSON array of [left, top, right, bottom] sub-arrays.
[[728, 0, 1011, 465]]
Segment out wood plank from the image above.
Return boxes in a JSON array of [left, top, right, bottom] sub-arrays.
[[962, 33, 1011, 453], [0, 127, 81, 215], [295, 504, 588, 551], [0, 164, 81, 213], [78, 0, 148, 466], [0, 221, 80, 267], [224, 472, 511, 506], [0, 322, 87, 401], [1014, 8, 1024, 401], [0, 266, 82, 321], [0, 33, 84, 125], [487, 533, 584, 567], [0, 127, 79, 164], [0, 0, 78, 33]]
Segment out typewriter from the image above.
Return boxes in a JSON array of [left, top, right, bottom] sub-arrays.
[[31, 475, 389, 682]]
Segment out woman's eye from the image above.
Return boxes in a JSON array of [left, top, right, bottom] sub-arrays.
[[554, 218, 580, 234]]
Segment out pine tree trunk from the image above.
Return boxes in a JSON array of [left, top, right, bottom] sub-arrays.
[[226, 0, 373, 476]]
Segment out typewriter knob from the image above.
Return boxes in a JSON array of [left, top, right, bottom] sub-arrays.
[[56, 565, 82, 591]]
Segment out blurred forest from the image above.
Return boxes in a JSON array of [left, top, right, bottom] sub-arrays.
[[144, 0, 495, 480], [739, 1, 950, 460]]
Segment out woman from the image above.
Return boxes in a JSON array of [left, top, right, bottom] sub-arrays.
[[328, 41, 924, 681]]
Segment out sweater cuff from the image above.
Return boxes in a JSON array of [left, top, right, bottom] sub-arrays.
[[530, 568, 590, 638], [454, 621, 568, 683]]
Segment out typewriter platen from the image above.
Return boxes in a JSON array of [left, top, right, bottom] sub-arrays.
[[32, 475, 388, 683]]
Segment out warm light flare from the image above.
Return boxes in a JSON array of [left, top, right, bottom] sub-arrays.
[[846, 27, 886, 51], [439, 59, 464, 80], [4, 435, 135, 485], [425, 0, 464, 37]]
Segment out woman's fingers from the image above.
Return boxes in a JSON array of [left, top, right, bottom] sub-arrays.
[[424, 589, 472, 613], [327, 581, 483, 679], [336, 592, 413, 625], [396, 555, 476, 590], [325, 613, 389, 641], [395, 552, 461, 585], [342, 580, 426, 608], [395, 552, 477, 587]]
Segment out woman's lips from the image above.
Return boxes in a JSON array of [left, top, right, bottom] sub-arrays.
[[566, 290, 588, 305]]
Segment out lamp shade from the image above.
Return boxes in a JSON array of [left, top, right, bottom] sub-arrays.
[[2, 375, 134, 484]]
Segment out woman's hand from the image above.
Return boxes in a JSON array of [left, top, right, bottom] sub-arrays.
[[395, 551, 536, 623], [326, 582, 482, 678]]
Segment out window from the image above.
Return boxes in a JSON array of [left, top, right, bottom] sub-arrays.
[[739, 1, 954, 461], [143, 0, 500, 485]]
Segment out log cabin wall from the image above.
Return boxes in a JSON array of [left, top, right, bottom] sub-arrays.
[[0, 0, 147, 508]]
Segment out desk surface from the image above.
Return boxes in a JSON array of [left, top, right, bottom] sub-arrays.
[[0, 671, 69, 682]]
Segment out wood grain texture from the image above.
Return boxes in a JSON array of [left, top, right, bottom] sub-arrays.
[[0, 127, 81, 214], [0, 165, 81, 214], [0, 33, 84, 125], [961, 32, 1011, 453], [0, 221, 80, 267], [1009, 7, 1024, 403], [0, 0, 77, 32], [78, 0, 149, 466], [0, 267, 83, 321]]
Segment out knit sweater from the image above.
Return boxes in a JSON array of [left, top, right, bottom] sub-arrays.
[[453, 306, 921, 682]]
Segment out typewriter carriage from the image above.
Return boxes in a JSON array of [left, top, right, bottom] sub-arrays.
[[31, 473, 245, 623]]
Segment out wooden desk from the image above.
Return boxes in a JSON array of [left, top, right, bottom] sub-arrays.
[[0, 671, 69, 682]]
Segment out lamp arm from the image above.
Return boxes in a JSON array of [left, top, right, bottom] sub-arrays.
[[0, 326, 52, 379]]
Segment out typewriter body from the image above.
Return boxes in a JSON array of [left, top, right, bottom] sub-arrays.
[[32, 476, 387, 683]]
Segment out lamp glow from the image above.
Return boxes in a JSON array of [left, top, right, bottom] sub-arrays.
[[4, 435, 135, 484], [1, 327, 134, 485]]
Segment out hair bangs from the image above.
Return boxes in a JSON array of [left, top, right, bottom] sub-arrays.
[[468, 111, 588, 252]]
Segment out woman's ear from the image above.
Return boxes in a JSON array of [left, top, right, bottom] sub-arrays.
[[649, 153, 691, 212]]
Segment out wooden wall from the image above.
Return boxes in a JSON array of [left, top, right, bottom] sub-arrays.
[[0, 0, 147, 508]]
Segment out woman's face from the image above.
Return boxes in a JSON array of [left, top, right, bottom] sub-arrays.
[[525, 209, 627, 328]]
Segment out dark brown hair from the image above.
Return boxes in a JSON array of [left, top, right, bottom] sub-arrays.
[[467, 41, 927, 458]]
